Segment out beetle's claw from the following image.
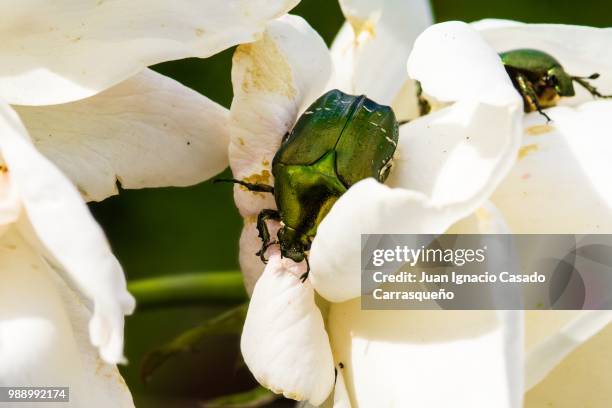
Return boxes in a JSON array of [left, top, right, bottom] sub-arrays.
[[255, 248, 268, 263], [256, 241, 279, 264], [299, 257, 311, 283]]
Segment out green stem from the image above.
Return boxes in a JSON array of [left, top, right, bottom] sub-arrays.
[[128, 271, 248, 308]]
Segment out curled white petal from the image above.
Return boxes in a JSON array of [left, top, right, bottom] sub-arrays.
[[310, 179, 454, 302], [0, 103, 134, 363], [17, 69, 229, 202], [0, 0, 299, 105], [407, 21, 519, 105], [241, 250, 334, 405], [331, 0, 433, 104], [230, 14, 332, 217], [0, 228, 133, 407]]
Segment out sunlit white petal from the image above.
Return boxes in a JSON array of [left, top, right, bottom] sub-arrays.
[[0, 228, 133, 407], [229, 14, 332, 217], [0, 165, 20, 228], [328, 303, 522, 408], [0, 0, 299, 105], [0, 103, 134, 363], [17, 69, 228, 202], [241, 250, 334, 406], [492, 102, 612, 233], [331, 0, 433, 104]]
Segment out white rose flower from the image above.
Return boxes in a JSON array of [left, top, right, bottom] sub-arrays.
[[474, 19, 612, 407], [0, 1, 299, 406], [208, 1, 612, 406]]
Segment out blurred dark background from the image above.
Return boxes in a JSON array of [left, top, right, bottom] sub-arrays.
[[89, 0, 612, 406]]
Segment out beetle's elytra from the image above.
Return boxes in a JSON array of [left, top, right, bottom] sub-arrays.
[[219, 89, 399, 280], [500, 48, 611, 121]]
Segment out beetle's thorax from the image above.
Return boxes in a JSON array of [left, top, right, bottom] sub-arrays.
[[547, 66, 575, 97]]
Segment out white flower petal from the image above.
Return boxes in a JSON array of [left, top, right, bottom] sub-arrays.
[[240, 249, 334, 405], [525, 311, 612, 390], [0, 103, 134, 363], [238, 219, 280, 295], [229, 14, 332, 217], [332, 369, 352, 408], [448, 201, 511, 234], [0, 165, 20, 228], [0, 228, 133, 407], [492, 101, 612, 233], [525, 319, 612, 407], [331, 0, 433, 104], [328, 302, 523, 408], [16, 69, 228, 202], [309, 179, 453, 302], [311, 22, 522, 302], [474, 20, 612, 106], [0, 0, 299, 105], [407, 21, 519, 105]]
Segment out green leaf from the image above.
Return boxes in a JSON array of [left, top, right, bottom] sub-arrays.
[[141, 303, 248, 381], [202, 386, 280, 408]]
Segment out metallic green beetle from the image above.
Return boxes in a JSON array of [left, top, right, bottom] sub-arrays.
[[220, 89, 399, 280], [500, 48, 611, 121]]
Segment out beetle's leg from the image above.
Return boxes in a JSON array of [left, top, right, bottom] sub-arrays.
[[214, 178, 274, 194], [256, 240, 279, 264], [255, 209, 281, 263], [300, 256, 310, 283], [572, 74, 612, 99], [515, 72, 552, 122]]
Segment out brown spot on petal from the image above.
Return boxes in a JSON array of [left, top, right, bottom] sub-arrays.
[[244, 170, 271, 186], [238, 137, 246, 146], [526, 124, 554, 136], [0, 165, 7, 173], [195, 28, 205, 37], [234, 35, 296, 98], [518, 144, 539, 160]]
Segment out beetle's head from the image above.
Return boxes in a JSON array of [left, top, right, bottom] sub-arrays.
[[277, 226, 307, 263], [548, 66, 575, 97]]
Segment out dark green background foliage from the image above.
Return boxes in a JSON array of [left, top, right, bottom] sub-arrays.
[[89, 0, 612, 406]]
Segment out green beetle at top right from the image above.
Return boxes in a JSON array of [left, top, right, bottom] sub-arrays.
[[500, 48, 611, 121]]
